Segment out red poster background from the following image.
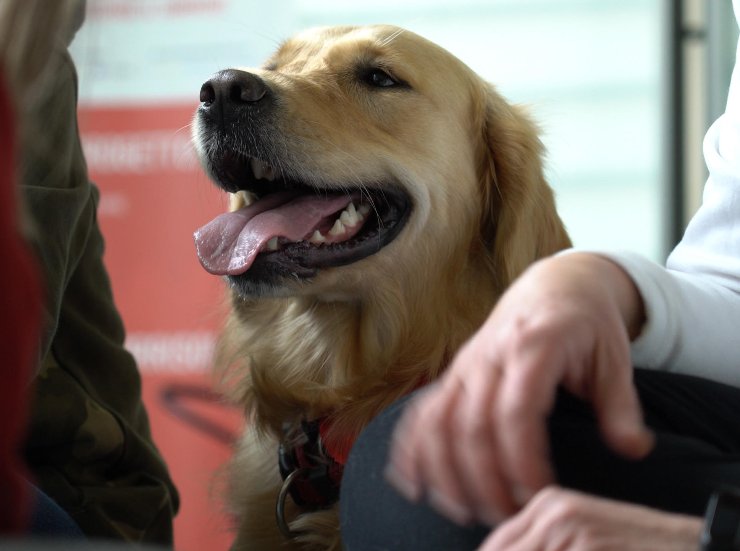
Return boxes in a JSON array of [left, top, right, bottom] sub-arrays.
[[78, 103, 240, 551]]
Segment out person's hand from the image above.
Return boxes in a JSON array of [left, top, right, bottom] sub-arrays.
[[479, 486, 702, 551], [386, 253, 655, 525]]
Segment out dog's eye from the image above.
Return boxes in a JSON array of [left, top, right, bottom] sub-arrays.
[[362, 68, 399, 88]]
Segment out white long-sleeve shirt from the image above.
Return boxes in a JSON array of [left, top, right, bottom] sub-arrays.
[[599, 0, 740, 388]]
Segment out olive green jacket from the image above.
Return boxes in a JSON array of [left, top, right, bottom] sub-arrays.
[[21, 50, 179, 545]]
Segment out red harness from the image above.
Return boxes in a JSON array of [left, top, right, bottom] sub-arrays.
[[276, 380, 429, 538], [277, 420, 347, 510]]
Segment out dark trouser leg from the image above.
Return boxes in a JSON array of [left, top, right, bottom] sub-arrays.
[[339, 369, 740, 550], [339, 394, 490, 551], [552, 369, 740, 516]]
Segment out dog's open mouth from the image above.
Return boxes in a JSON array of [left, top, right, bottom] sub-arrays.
[[193, 149, 411, 282]]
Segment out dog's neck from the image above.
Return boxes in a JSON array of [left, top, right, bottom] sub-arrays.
[[219, 262, 499, 446]]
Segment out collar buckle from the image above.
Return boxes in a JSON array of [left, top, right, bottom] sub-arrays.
[[276, 420, 343, 539]]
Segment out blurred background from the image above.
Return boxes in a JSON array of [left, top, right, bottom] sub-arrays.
[[68, 1, 738, 549]]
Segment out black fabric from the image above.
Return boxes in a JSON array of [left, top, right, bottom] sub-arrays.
[[551, 369, 740, 516], [340, 369, 740, 550]]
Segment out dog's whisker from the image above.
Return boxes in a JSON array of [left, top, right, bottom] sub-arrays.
[[173, 122, 194, 136], [378, 27, 406, 48]]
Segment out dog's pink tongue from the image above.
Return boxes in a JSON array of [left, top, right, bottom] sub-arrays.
[[194, 192, 354, 275]]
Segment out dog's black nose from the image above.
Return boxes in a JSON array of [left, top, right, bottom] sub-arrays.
[[200, 69, 268, 107]]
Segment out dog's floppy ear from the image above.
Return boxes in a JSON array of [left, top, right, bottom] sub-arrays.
[[476, 84, 571, 289]]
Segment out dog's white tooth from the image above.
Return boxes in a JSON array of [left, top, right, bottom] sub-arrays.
[[251, 158, 278, 181], [230, 190, 258, 211], [358, 203, 371, 217], [340, 202, 360, 226], [250, 158, 265, 180], [230, 192, 244, 211], [309, 230, 326, 244], [237, 190, 258, 207], [329, 219, 345, 236], [266, 237, 279, 251], [340, 210, 354, 226], [264, 165, 276, 181]]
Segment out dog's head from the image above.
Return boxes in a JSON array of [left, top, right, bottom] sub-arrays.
[[193, 25, 570, 300]]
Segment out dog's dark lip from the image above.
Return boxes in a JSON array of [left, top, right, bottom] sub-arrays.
[[204, 146, 413, 294], [207, 146, 411, 219]]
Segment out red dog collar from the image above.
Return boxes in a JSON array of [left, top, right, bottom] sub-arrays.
[[276, 419, 346, 539], [276, 379, 428, 538], [278, 420, 345, 510]]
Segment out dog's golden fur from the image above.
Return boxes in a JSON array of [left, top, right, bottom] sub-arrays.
[[195, 24, 570, 550]]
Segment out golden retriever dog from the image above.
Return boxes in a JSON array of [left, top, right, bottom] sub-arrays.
[[192, 24, 571, 550]]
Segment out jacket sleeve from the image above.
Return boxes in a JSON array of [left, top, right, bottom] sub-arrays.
[[590, 0, 740, 387], [20, 49, 179, 544], [594, 251, 740, 387], [19, 49, 92, 367]]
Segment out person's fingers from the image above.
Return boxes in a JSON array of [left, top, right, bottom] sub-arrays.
[[414, 376, 479, 525], [476, 487, 558, 551], [493, 350, 559, 506], [484, 485, 706, 551], [386, 390, 430, 502], [591, 340, 654, 459], [478, 523, 540, 551], [387, 377, 473, 514], [450, 361, 516, 524]]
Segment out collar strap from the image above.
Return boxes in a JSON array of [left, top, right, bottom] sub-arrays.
[[277, 377, 430, 517]]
